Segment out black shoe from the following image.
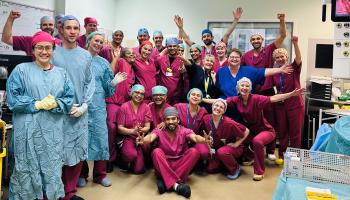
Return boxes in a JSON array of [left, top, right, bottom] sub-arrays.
[[70, 195, 85, 200], [156, 179, 166, 194], [175, 183, 191, 198], [106, 162, 114, 173]]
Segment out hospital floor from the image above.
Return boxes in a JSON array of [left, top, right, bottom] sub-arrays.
[[77, 160, 282, 200]]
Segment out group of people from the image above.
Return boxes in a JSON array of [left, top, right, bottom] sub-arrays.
[[3, 7, 305, 200]]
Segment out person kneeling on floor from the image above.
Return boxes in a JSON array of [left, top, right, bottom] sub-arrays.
[[136, 107, 211, 198]]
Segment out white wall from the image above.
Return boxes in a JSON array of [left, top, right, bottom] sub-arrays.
[[113, 0, 335, 86], [6, 0, 55, 10], [64, 0, 116, 35]]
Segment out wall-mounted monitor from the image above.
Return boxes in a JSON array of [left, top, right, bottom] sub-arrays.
[[331, 0, 350, 22]]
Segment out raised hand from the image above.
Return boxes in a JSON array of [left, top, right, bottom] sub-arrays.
[[233, 7, 243, 20], [9, 10, 21, 20], [157, 122, 166, 130], [203, 130, 213, 146], [277, 13, 285, 21], [174, 15, 184, 29], [280, 64, 293, 74], [291, 36, 298, 44]]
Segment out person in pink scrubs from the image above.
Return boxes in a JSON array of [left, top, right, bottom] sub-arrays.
[[99, 30, 124, 63], [174, 7, 243, 72], [132, 28, 159, 60], [106, 47, 136, 172], [153, 30, 165, 53], [174, 88, 209, 162], [133, 40, 157, 103], [76, 17, 98, 48], [240, 14, 286, 161], [226, 77, 302, 181], [271, 36, 304, 165], [54, 14, 64, 39], [156, 37, 190, 104], [215, 41, 229, 68], [149, 85, 171, 129], [202, 99, 249, 180], [117, 84, 152, 174], [2, 11, 60, 56], [136, 107, 211, 198]]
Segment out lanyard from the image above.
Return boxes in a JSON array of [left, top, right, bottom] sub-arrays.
[[251, 48, 265, 66], [204, 73, 210, 94], [209, 116, 222, 142], [279, 74, 285, 93], [186, 105, 199, 130]]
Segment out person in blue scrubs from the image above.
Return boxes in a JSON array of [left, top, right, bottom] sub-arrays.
[[6, 31, 74, 200], [51, 15, 95, 200], [216, 48, 292, 121], [77, 32, 127, 188]]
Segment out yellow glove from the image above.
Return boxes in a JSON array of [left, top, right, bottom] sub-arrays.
[[35, 95, 58, 110]]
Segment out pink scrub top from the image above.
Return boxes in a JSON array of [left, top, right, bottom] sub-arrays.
[[13, 36, 61, 57], [226, 94, 274, 134], [156, 55, 184, 100], [132, 46, 159, 61], [202, 115, 247, 149], [105, 58, 135, 105], [152, 125, 193, 159], [174, 103, 208, 135], [76, 34, 87, 48], [241, 43, 276, 92], [272, 60, 304, 109], [116, 101, 153, 138], [148, 102, 171, 129], [133, 57, 157, 101], [99, 45, 125, 63]]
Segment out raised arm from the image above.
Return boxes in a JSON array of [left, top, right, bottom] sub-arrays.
[[174, 15, 195, 46], [222, 7, 243, 44], [270, 88, 303, 102], [1, 10, 21, 45], [265, 64, 293, 77], [274, 13, 286, 48], [292, 36, 301, 65]]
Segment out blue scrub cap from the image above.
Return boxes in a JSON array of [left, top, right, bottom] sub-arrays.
[[236, 77, 252, 95], [40, 16, 54, 24], [178, 43, 185, 49], [61, 15, 79, 28], [152, 85, 168, 95], [201, 29, 212, 36], [163, 107, 179, 118], [165, 37, 179, 47], [130, 84, 145, 96], [153, 30, 163, 37], [55, 14, 64, 22], [190, 43, 202, 52], [138, 28, 149, 36], [187, 88, 203, 102]]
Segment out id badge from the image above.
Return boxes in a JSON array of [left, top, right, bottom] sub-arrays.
[[210, 148, 216, 155], [166, 72, 173, 77]]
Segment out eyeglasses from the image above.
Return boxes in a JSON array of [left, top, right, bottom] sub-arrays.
[[34, 45, 54, 52]]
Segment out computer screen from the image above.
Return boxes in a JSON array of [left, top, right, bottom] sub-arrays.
[[332, 0, 350, 22]]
